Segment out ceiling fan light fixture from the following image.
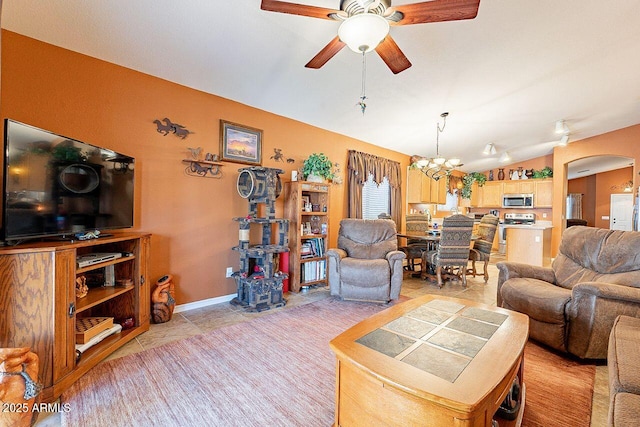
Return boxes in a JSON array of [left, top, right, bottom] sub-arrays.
[[338, 13, 390, 53]]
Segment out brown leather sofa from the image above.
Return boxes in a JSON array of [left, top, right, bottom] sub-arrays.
[[497, 226, 640, 359], [608, 315, 640, 426], [327, 219, 405, 303]]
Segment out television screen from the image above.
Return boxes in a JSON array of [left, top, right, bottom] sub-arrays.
[[2, 119, 135, 242]]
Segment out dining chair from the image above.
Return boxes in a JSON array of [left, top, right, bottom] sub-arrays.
[[467, 214, 499, 281], [421, 214, 474, 287], [399, 214, 431, 271]]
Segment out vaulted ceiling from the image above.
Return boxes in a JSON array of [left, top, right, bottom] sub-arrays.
[[2, 0, 640, 173]]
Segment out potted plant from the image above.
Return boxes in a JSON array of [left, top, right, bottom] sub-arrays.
[[532, 166, 553, 179], [302, 153, 334, 182], [461, 172, 487, 199]]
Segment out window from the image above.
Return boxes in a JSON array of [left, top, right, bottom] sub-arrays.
[[362, 174, 391, 219], [438, 189, 460, 213]]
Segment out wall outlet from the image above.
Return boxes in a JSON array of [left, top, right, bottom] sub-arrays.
[[225, 267, 233, 278], [542, 213, 547, 218]]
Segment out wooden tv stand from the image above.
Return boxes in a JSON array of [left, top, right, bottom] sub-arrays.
[[0, 232, 151, 402]]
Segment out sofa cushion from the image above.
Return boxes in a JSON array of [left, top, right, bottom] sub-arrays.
[[500, 278, 571, 324], [340, 258, 390, 288], [609, 392, 640, 427], [608, 315, 640, 395]]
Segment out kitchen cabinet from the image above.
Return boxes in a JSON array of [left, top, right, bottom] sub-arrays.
[[503, 180, 535, 194], [407, 168, 446, 204], [478, 181, 503, 207], [505, 225, 552, 267], [534, 179, 553, 207]]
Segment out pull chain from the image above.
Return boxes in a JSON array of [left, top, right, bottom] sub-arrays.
[[357, 51, 367, 115]]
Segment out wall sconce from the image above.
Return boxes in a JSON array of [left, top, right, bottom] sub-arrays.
[[482, 143, 497, 155]]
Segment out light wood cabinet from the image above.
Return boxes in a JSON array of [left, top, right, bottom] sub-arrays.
[[503, 180, 535, 194], [478, 182, 503, 207], [284, 181, 330, 292], [0, 232, 150, 402], [534, 179, 553, 207], [407, 168, 446, 204]]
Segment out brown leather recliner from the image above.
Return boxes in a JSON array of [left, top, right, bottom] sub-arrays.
[[327, 219, 405, 303], [497, 226, 640, 359]]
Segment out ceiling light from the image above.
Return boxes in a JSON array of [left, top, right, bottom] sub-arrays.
[[338, 13, 390, 53], [555, 120, 570, 134], [558, 134, 570, 146], [499, 152, 511, 163], [411, 112, 463, 181], [483, 143, 497, 155]]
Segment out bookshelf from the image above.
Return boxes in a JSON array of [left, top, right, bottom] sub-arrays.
[[283, 181, 330, 292]]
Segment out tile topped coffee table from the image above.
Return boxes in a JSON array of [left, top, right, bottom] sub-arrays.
[[329, 295, 529, 426]]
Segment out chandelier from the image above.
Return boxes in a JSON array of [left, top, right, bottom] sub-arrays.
[[412, 112, 462, 181]]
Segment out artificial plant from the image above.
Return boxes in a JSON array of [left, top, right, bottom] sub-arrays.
[[461, 172, 487, 199]]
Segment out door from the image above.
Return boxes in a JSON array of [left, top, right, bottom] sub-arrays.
[[610, 194, 634, 230]]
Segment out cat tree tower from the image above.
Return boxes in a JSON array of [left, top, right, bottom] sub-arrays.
[[231, 166, 288, 312]]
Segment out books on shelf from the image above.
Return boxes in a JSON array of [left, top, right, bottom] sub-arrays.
[[301, 237, 325, 258], [301, 259, 326, 283]]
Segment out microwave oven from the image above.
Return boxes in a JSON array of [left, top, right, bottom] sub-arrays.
[[502, 193, 534, 208]]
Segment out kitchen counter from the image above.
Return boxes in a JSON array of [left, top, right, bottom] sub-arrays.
[[505, 222, 553, 267], [503, 221, 553, 230]]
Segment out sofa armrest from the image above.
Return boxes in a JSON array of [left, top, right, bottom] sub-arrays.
[[567, 282, 640, 359], [326, 248, 347, 296], [386, 250, 406, 263], [386, 250, 406, 300], [496, 261, 556, 306]]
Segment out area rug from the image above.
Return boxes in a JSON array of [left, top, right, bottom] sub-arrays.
[[521, 341, 596, 427], [61, 298, 596, 427]]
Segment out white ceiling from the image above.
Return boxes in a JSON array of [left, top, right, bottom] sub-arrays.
[[2, 0, 640, 174]]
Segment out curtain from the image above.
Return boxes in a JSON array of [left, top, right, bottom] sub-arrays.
[[347, 150, 402, 226]]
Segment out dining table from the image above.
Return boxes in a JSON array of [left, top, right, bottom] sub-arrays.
[[397, 231, 479, 281]]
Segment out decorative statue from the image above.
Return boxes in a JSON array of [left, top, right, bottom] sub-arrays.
[[0, 347, 42, 427], [151, 275, 176, 324]]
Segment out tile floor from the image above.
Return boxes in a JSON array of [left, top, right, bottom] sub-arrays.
[[36, 257, 609, 426]]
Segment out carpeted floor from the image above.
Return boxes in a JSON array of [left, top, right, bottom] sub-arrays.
[[61, 297, 595, 426]]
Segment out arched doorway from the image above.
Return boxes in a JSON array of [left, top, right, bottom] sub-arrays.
[[565, 155, 634, 229]]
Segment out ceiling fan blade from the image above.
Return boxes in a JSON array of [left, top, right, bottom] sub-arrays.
[[261, 0, 340, 20], [391, 0, 481, 26], [375, 36, 412, 74], [305, 36, 346, 69]]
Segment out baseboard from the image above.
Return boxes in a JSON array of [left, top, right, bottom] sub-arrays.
[[173, 293, 235, 313]]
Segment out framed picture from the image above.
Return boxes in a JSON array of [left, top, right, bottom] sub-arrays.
[[219, 120, 262, 165]]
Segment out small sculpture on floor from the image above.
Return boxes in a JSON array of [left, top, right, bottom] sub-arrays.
[[0, 347, 42, 427], [151, 275, 176, 324]]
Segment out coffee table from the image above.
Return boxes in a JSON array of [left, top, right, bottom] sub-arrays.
[[329, 295, 529, 426]]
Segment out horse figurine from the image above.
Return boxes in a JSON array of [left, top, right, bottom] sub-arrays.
[[153, 118, 193, 139]]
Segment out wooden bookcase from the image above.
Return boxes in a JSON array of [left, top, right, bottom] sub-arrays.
[[284, 181, 330, 292], [0, 232, 150, 402]]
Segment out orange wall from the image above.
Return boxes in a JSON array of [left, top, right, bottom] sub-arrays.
[[553, 126, 640, 254], [567, 175, 596, 226], [0, 31, 410, 305]]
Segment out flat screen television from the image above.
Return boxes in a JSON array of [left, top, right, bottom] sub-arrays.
[[2, 119, 135, 243]]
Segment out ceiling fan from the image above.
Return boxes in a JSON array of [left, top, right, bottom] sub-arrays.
[[260, 0, 481, 74]]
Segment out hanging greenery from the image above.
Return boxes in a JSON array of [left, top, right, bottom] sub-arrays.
[[461, 172, 487, 199]]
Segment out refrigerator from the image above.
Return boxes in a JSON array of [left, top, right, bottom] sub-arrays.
[[566, 193, 583, 220]]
